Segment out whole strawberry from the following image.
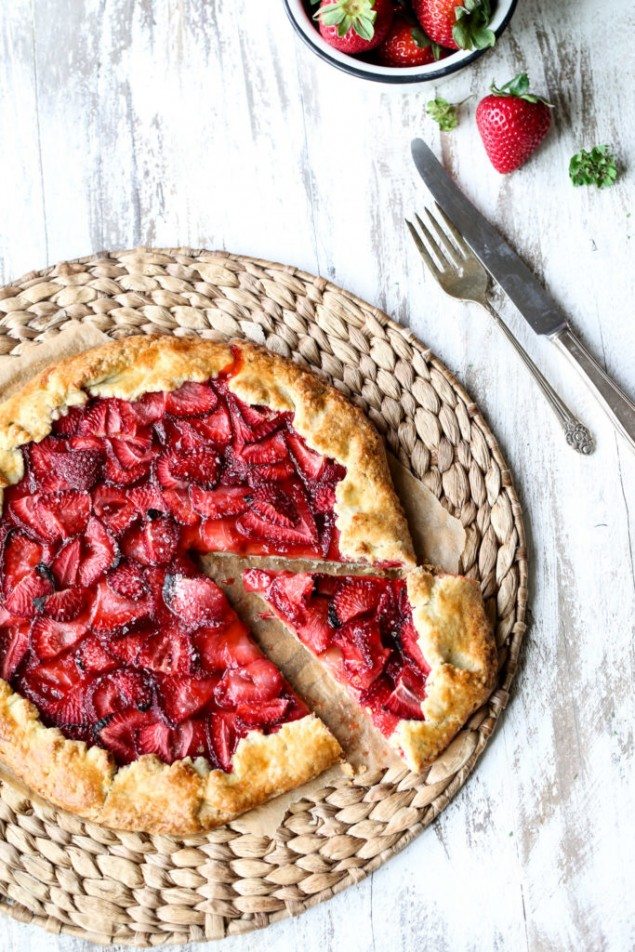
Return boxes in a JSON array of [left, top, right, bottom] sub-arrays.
[[476, 73, 553, 173], [314, 0, 394, 55], [413, 0, 495, 50], [377, 19, 444, 68]]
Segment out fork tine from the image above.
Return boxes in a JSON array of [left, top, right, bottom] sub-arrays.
[[433, 203, 472, 257], [423, 207, 464, 264], [413, 213, 450, 271], [405, 219, 443, 279]]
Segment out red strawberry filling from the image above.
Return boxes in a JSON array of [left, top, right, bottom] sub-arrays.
[[243, 571, 431, 738], [0, 369, 355, 769]]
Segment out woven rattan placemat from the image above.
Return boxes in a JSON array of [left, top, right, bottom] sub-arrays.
[[0, 249, 528, 946]]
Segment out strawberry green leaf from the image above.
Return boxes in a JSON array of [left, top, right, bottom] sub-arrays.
[[490, 73, 553, 106], [426, 98, 460, 132], [314, 0, 378, 41], [452, 0, 495, 50], [569, 146, 619, 188], [411, 27, 429, 49]]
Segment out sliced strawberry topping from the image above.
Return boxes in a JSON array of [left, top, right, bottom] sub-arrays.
[[30, 442, 102, 492], [171, 719, 211, 761], [41, 587, 86, 622], [52, 538, 81, 587], [111, 434, 154, 468], [92, 485, 136, 535], [215, 658, 283, 707], [122, 516, 178, 566], [47, 679, 93, 727], [107, 561, 147, 601], [190, 406, 232, 445], [165, 381, 218, 417], [331, 578, 383, 626], [97, 710, 153, 765], [6, 570, 53, 617], [159, 675, 217, 724], [286, 433, 326, 481], [89, 668, 153, 720], [313, 482, 336, 513], [21, 652, 81, 700], [163, 573, 227, 628], [238, 432, 288, 465], [78, 518, 116, 586], [171, 447, 220, 486], [91, 581, 151, 634], [10, 492, 90, 542], [190, 486, 251, 519], [52, 405, 85, 436], [185, 518, 243, 554], [78, 399, 139, 440], [136, 628, 194, 675], [31, 615, 89, 659], [195, 621, 261, 672], [209, 713, 244, 772], [131, 391, 167, 423], [128, 484, 167, 514], [104, 456, 150, 486], [162, 488, 199, 525], [245, 460, 295, 485], [237, 697, 291, 728], [76, 637, 117, 674], [136, 719, 174, 761], [0, 626, 30, 679], [334, 621, 390, 691], [3, 532, 45, 592], [383, 663, 426, 719]]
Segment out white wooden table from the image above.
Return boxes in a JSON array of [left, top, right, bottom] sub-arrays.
[[1, 1, 634, 949]]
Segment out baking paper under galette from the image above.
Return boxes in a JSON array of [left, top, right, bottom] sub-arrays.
[[0, 336, 495, 833]]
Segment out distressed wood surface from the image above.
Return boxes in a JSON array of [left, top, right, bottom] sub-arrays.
[[1, 0, 634, 950]]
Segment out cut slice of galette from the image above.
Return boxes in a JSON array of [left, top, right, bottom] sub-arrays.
[[243, 568, 496, 772], [0, 335, 417, 833]]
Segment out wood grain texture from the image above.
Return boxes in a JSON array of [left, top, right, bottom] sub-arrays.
[[1, 0, 634, 950]]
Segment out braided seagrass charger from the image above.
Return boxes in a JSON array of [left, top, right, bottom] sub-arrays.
[[0, 249, 527, 946]]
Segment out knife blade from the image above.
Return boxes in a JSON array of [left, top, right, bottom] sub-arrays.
[[410, 137, 635, 453], [411, 138, 567, 337]]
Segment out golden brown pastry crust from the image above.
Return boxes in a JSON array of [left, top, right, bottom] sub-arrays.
[[390, 568, 497, 772], [0, 335, 415, 567], [0, 680, 341, 834]]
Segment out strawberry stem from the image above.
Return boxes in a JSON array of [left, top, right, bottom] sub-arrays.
[[490, 73, 554, 107], [314, 0, 378, 41]]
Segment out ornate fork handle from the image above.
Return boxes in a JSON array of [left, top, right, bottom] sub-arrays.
[[481, 300, 595, 455]]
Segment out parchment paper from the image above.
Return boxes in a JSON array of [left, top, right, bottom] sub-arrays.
[[0, 324, 465, 836]]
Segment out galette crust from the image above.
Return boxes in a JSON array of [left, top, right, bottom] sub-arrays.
[[0, 680, 341, 834], [0, 335, 415, 567], [391, 567, 497, 772]]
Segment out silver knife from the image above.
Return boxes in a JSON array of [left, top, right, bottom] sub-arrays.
[[411, 138, 635, 453]]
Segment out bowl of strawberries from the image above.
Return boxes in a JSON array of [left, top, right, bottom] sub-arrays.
[[285, 0, 518, 84]]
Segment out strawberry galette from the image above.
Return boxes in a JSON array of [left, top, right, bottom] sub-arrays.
[[243, 568, 495, 771], [0, 335, 494, 834]]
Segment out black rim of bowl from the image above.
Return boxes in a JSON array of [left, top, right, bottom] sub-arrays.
[[283, 0, 519, 84]]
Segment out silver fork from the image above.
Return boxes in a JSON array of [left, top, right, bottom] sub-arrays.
[[406, 205, 594, 455]]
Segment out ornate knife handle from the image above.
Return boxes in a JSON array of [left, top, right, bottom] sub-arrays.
[[551, 326, 635, 453]]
